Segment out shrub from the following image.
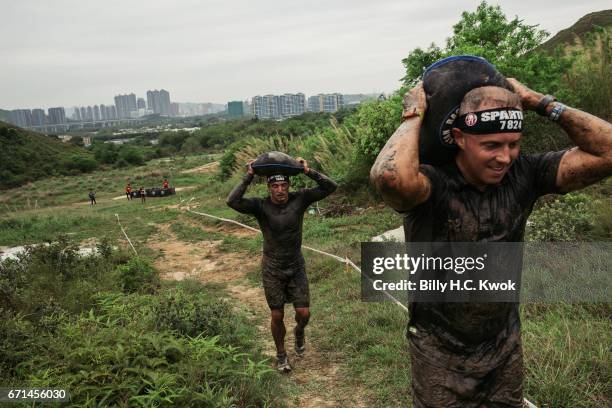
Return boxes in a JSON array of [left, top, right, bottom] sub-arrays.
[[527, 193, 597, 241], [153, 288, 248, 343], [24, 315, 277, 407], [0, 236, 122, 316], [0, 309, 39, 377], [118, 145, 144, 165], [350, 92, 403, 163], [63, 154, 98, 173], [117, 257, 160, 293]]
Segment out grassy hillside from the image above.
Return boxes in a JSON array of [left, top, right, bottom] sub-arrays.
[[0, 155, 609, 406], [0, 121, 97, 190], [540, 10, 612, 52], [539, 10, 612, 119]]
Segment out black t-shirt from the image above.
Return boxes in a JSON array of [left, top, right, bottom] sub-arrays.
[[404, 151, 566, 371], [227, 170, 337, 272]]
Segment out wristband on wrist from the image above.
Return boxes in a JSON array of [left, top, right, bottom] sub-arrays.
[[536, 95, 556, 116], [548, 102, 566, 122], [402, 108, 424, 122]]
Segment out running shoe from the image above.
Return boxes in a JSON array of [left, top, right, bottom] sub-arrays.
[[276, 353, 292, 373]]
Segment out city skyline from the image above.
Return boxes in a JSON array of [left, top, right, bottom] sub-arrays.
[[6, 88, 367, 117], [1, 1, 608, 109]]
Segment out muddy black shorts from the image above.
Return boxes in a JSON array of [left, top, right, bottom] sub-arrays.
[[408, 327, 524, 408], [261, 264, 310, 310]]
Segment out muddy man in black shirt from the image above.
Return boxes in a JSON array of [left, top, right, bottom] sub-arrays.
[[227, 157, 337, 373], [371, 79, 612, 407]]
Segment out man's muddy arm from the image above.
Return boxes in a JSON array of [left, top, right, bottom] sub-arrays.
[[226, 173, 259, 214], [509, 78, 612, 191], [370, 85, 431, 212], [305, 169, 337, 197], [553, 107, 612, 191]]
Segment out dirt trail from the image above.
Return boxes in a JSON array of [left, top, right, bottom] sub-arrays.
[[146, 220, 367, 407], [180, 161, 219, 174]]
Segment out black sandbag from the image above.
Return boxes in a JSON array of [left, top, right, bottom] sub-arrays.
[[251, 151, 304, 176], [420, 55, 511, 165]]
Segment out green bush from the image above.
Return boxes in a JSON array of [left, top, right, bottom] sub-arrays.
[[63, 154, 98, 173], [0, 309, 39, 377], [91, 142, 119, 164], [527, 193, 597, 241], [219, 140, 248, 179], [153, 288, 252, 344], [0, 236, 123, 316], [23, 313, 277, 407], [118, 145, 145, 166], [117, 257, 160, 293], [350, 92, 403, 163]]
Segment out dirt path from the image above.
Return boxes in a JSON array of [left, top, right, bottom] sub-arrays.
[[180, 161, 219, 174], [146, 220, 367, 407]]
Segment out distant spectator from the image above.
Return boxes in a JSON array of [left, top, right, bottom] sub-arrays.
[[139, 187, 146, 204], [163, 178, 169, 189], [88, 190, 96, 205], [125, 183, 132, 200]]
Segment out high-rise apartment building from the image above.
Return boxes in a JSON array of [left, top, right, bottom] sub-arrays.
[[48, 107, 66, 125], [279, 93, 306, 117], [114, 93, 137, 118], [160, 90, 171, 115], [108, 105, 118, 120], [72, 103, 120, 121], [146, 89, 172, 116], [227, 101, 244, 118], [31, 109, 46, 126], [93, 105, 101, 121], [307, 96, 320, 113], [308, 93, 344, 113], [251, 93, 305, 119], [73, 107, 82, 121], [137, 98, 146, 110], [9, 109, 33, 127], [252, 95, 279, 119]]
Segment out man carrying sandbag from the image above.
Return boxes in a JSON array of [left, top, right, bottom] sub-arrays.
[[370, 80, 611, 406], [226, 155, 337, 373]]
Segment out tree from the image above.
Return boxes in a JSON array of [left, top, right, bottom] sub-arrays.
[[92, 142, 118, 164], [350, 92, 404, 162], [181, 136, 202, 154], [402, 1, 572, 98], [118, 146, 144, 166], [401, 44, 444, 86]]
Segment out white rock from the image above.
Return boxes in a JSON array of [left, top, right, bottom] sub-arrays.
[[372, 226, 405, 242]]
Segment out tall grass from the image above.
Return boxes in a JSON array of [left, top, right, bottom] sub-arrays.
[[223, 118, 370, 190]]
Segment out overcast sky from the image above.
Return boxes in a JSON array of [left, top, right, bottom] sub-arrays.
[[1, 0, 608, 109]]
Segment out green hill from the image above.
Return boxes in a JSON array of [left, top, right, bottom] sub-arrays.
[[540, 9, 612, 52], [538, 10, 611, 119], [0, 121, 97, 189]]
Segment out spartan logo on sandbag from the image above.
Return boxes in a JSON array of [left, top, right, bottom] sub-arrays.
[[440, 107, 459, 146]]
